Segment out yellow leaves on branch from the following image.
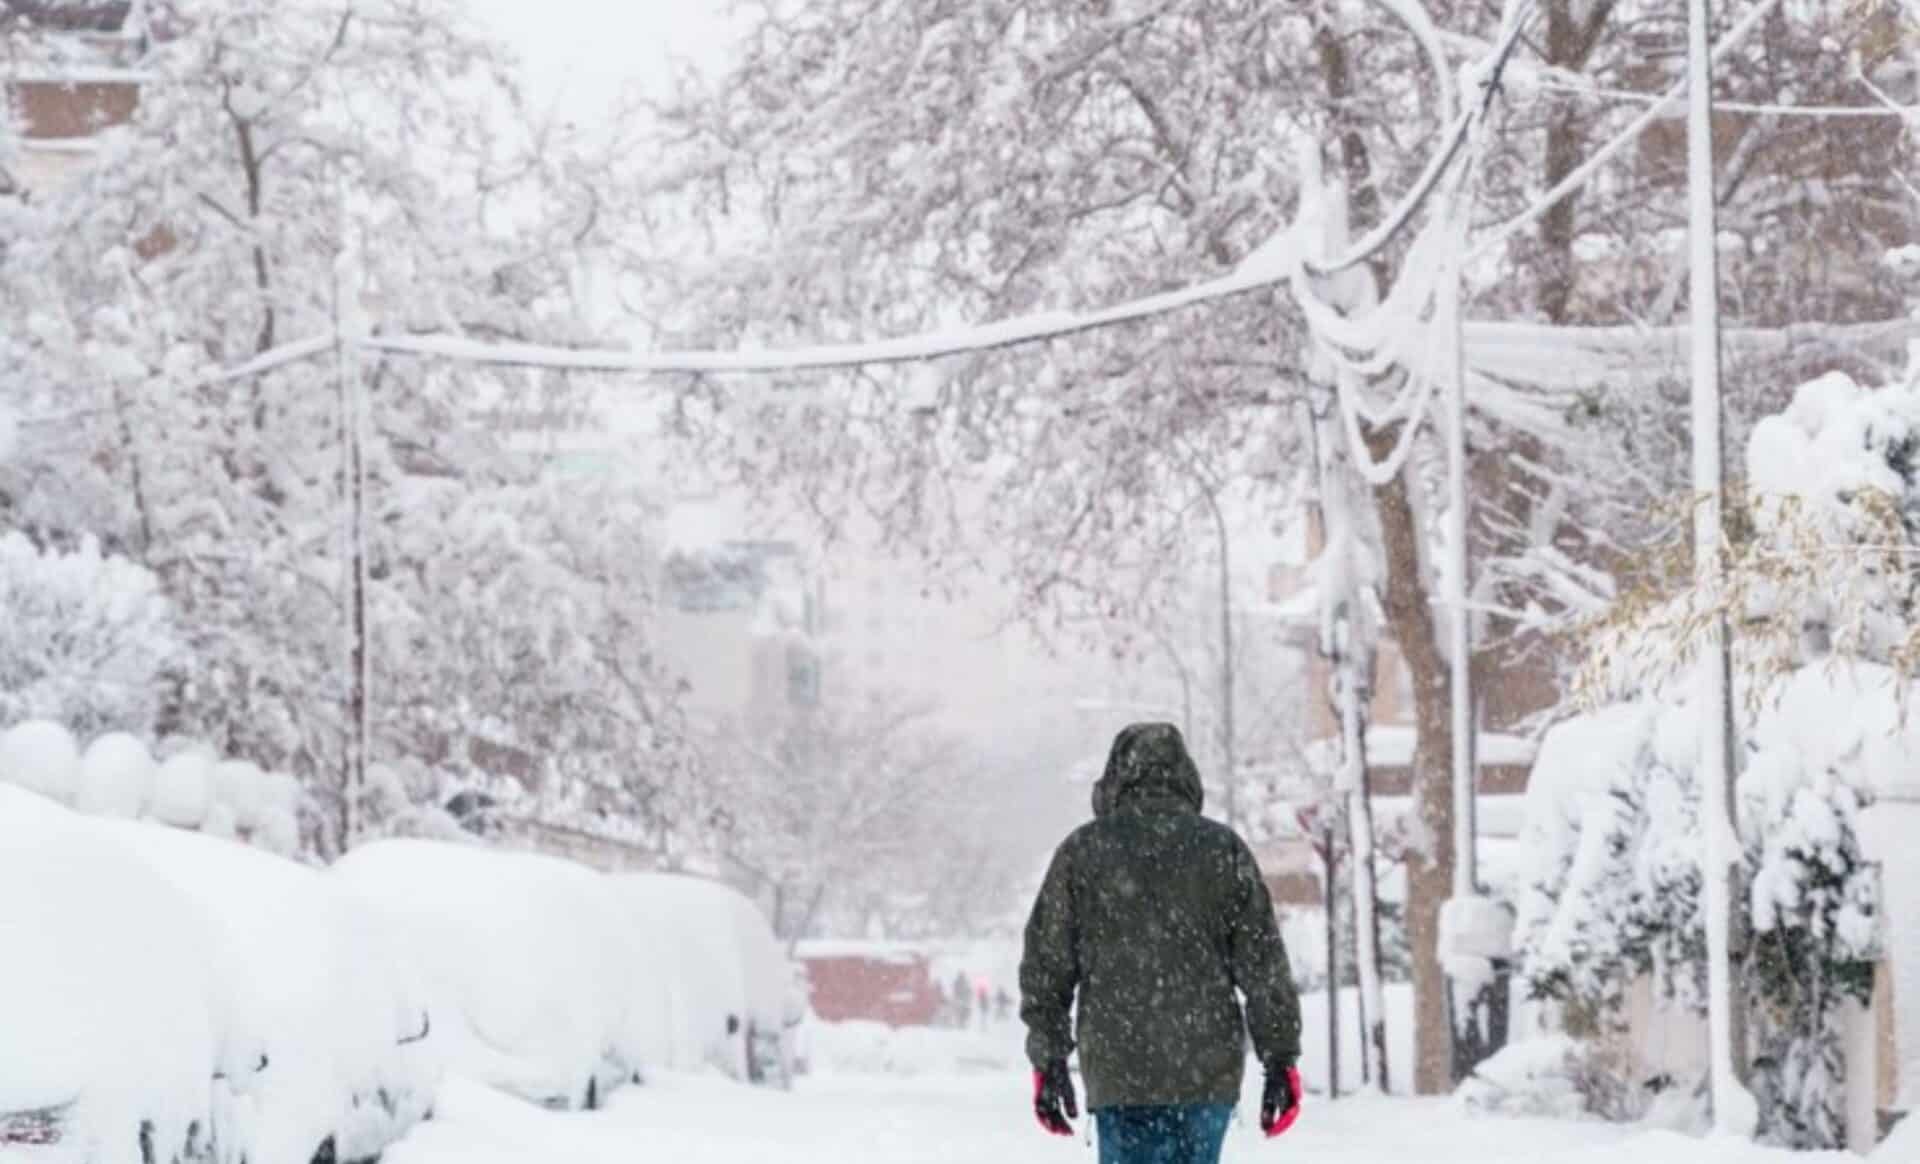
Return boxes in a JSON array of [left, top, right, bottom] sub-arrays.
[[1574, 482, 1920, 715]]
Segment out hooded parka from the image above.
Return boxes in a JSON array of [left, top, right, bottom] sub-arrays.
[[1019, 723, 1301, 1110]]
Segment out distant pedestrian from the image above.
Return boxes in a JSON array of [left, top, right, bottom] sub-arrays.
[[952, 970, 973, 1029], [993, 986, 1012, 1024], [1020, 723, 1303, 1164]]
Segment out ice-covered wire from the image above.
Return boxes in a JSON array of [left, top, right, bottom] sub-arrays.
[[1530, 78, 1918, 120], [1304, 0, 1536, 277], [1290, 0, 1522, 485]]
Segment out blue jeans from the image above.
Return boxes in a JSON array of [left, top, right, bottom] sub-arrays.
[[1094, 1103, 1234, 1164]]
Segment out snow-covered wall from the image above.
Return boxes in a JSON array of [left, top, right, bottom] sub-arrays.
[[1859, 795, 1920, 1116]]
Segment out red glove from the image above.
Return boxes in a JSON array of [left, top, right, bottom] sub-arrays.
[[1032, 1061, 1077, 1136], [1260, 1063, 1302, 1137]]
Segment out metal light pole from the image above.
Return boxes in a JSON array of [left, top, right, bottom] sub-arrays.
[[1686, 0, 1751, 1136], [1443, 246, 1477, 899]]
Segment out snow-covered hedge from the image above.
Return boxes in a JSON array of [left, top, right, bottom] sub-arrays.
[[0, 720, 301, 855]]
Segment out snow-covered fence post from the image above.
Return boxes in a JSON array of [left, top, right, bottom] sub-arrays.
[[1686, 0, 1756, 1136]]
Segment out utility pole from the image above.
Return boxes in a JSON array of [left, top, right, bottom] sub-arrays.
[[1687, 0, 1752, 1137], [1185, 464, 1240, 830], [1443, 239, 1477, 900]]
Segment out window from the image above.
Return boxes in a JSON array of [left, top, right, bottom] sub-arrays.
[[664, 545, 770, 612]]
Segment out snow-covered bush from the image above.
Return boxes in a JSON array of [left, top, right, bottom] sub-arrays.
[[0, 724, 302, 857], [1585, 368, 1920, 703], [0, 533, 179, 738], [1520, 662, 1897, 1142], [0, 718, 81, 805], [1738, 668, 1884, 1149], [1457, 1036, 1636, 1122], [1514, 701, 1704, 1031], [208, 760, 301, 856], [330, 839, 632, 1111], [96, 820, 439, 1164], [1547, 367, 1920, 1143], [74, 732, 155, 820], [0, 786, 222, 1164], [149, 746, 215, 829]]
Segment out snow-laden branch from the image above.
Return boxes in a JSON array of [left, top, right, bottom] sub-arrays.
[[1471, 0, 1786, 262]]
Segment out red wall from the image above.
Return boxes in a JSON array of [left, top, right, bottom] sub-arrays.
[[802, 954, 941, 1027]]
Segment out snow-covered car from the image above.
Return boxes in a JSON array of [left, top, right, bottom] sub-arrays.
[[330, 839, 631, 1111], [96, 820, 439, 1164], [0, 787, 224, 1164], [609, 873, 798, 1087]]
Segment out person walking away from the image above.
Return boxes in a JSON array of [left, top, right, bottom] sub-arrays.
[[1019, 723, 1302, 1164], [952, 970, 973, 1030]]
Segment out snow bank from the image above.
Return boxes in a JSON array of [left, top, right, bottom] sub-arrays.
[[0, 787, 218, 1164], [1457, 1036, 1617, 1122], [0, 718, 80, 804], [802, 1021, 1017, 1077], [1293, 982, 1417, 1096], [333, 839, 629, 1110], [1872, 1113, 1920, 1160], [98, 820, 439, 1164]]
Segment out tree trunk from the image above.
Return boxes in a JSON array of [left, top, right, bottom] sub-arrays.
[[1365, 423, 1457, 1096]]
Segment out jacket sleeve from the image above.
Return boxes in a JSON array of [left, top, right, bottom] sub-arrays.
[[1225, 839, 1302, 1068], [1018, 841, 1078, 1069]]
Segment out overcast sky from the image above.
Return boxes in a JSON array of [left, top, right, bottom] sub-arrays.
[[462, 0, 740, 121]]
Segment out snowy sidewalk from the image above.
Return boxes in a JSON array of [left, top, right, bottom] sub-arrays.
[[381, 1070, 1771, 1164]]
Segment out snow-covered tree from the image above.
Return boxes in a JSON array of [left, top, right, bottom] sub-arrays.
[[0, 0, 689, 853], [1516, 701, 1706, 1034], [0, 532, 180, 737], [708, 688, 985, 942]]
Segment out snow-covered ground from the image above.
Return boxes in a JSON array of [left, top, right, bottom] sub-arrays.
[[382, 1061, 1886, 1164]]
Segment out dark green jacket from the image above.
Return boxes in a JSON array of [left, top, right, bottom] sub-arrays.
[[1019, 723, 1301, 1110]]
